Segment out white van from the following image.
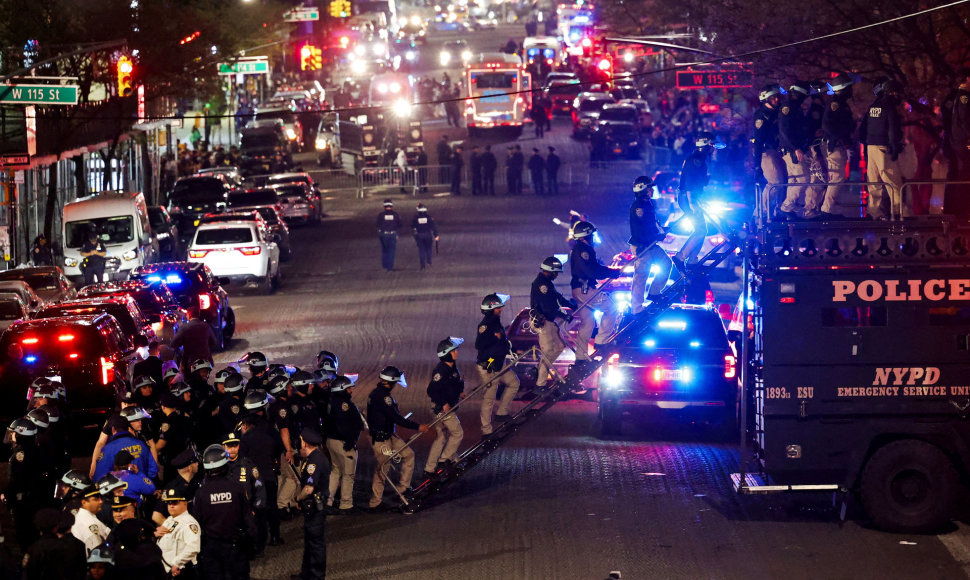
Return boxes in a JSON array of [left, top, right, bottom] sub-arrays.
[[62, 192, 159, 282]]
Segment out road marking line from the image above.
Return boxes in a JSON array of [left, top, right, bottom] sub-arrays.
[[938, 522, 970, 578]]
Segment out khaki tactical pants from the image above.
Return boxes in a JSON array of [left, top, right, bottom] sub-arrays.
[[572, 287, 618, 359], [424, 411, 463, 472], [478, 366, 520, 435], [535, 319, 565, 387], [326, 438, 357, 510], [779, 151, 810, 213], [631, 243, 672, 314], [369, 435, 414, 507], [822, 144, 847, 215], [761, 150, 787, 216], [866, 145, 909, 219], [277, 455, 300, 510]]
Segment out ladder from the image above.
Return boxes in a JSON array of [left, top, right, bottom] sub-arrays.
[[400, 233, 744, 512]]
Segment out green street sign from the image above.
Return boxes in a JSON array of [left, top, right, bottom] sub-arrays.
[[0, 84, 79, 105], [217, 61, 270, 75], [284, 7, 320, 21]]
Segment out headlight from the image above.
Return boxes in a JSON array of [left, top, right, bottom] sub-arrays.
[[372, 43, 384, 56], [623, 52, 634, 63], [285, 128, 297, 140], [315, 136, 328, 150], [351, 60, 367, 74], [629, 141, 638, 147], [392, 99, 412, 117], [390, 82, 401, 93], [122, 249, 137, 261], [405, 50, 416, 61], [461, 50, 472, 61], [410, 15, 421, 25], [439, 51, 451, 66], [64, 257, 78, 267], [603, 368, 625, 389], [377, 83, 388, 94], [354, 45, 366, 56]]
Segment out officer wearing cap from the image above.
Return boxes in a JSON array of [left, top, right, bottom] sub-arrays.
[[367, 367, 430, 509], [377, 199, 402, 272], [22, 507, 86, 579], [71, 484, 109, 554], [224, 432, 267, 511], [156, 488, 201, 578], [753, 83, 787, 215], [411, 203, 439, 270], [294, 428, 328, 580], [530, 256, 576, 388], [425, 338, 465, 474], [570, 221, 622, 355], [108, 494, 137, 526], [193, 444, 256, 579], [324, 375, 362, 513], [153, 449, 203, 526], [476, 294, 519, 435], [860, 77, 907, 219]]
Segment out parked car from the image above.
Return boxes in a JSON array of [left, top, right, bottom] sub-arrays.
[[226, 190, 293, 260], [77, 281, 187, 343], [0, 314, 137, 435], [187, 220, 281, 295], [33, 296, 157, 347], [590, 121, 642, 160], [596, 303, 738, 437], [545, 80, 583, 116], [572, 92, 615, 138], [0, 267, 76, 304], [0, 295, 29, 333], [196, 166, 244, 189], [0, 281, 44, 315], [598, 103, 644, 133], [167, 176, 231, 243], [273, 182, 322, 225]]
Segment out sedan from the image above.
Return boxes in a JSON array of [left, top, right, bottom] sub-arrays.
[[0, 266, 76, 304]]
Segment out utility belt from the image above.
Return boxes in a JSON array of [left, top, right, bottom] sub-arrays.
[[299, 490, 326, 515], [371, 430, 392, 442], [379, 231, 397, 236], [431, 404, 444, 415]]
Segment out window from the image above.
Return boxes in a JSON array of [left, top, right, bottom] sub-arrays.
[[229, 190, 279, 207], [65, 216, 134, 248], [0, 271, 59, 291], [579, 99, 609, 112], [549, 83, 582, 96], [472, 72, 517, 90], [600, 108, 637, 122], [194, 228, 254, 245], [821, 307, 888, 327], [0, 300, 24, 319]]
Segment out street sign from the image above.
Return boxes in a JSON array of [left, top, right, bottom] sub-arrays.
[[284, 6, 320, 21], [0, 154, 29, 167], [0, 84, 79, 105], [217, 60, 270, 75], [676, 70, 754, 90]]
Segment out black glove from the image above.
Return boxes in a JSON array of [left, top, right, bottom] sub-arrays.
[[343, 441, 355, 452]]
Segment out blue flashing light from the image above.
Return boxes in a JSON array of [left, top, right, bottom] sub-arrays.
[[689, 340, 701, 348], [593, 309, 603, 324], [644, 339, 656, 348], [145, 275, 162, 283], [25, 356, 37, 363], [165, 274, 183, 285], [657, 319, 687, 331], [681, 367, 693, 383]]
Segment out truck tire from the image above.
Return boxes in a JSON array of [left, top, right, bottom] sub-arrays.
[[599, 401, 622, 438], [860, 439, 958, 533]]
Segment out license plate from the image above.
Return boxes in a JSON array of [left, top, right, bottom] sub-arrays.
[[661, 369, 682, 381]]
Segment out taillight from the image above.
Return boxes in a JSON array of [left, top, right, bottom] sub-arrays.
[[724, 354, 737, 379], [21, 337, 39, 345], [652, 367, 662, 382], [58, 334, 75, 342], [100, 356, 115, 385], [188, 249, 210, 259], [237, 246, 262, 256], [199, 294, 212, 310]]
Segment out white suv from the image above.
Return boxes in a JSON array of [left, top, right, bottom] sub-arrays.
[[187, 220, 281, 294]]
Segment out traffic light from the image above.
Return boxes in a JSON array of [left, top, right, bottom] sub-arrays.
[[329, 0, 351, 18], [117, 56, 134, 97], [300, 45, 322, 70]]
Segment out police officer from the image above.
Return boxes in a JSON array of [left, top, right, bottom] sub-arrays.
[[324, 375, 363, 513], [821, 72, 857, 219], [673, 133, 721, 270], [290, 371, 323, 434], [21, 507, 86, 579], [239, 391, 284, 552], [943, 68, 970, 215], [570, 221, 622, 357], [95, 416, 158, 481], [476, 294, 519, 435], [70, 484, 109, 554], [412, 203, 439, 270], [777, 81, 813, 219], [216, 373, 247, 434], [753, 83, 787, 217], [4, 418, 43, 550], [156, 488, 201, 578], [224, 431, 267, 512], [156, 392, 190, 477], [80, 231, 107, 285], [243, 351, 270, 392], [57, 470, 93, 514], [425, 338, 465, 475], [268, 374, 302, 514], [187, 359, 214, 398], [133, 375, 161, 415], [860, 77, 906, 219], [152, 449, 203, 525], [528, 148, 545, 196], [193, 444, 256, 580], [377, 199, 401, 272], [629, 176, 672, 312], [547, 146, 561, 196], [366, 366, 430, 509], [294, 428, 328, 580], [530, 256, 576, 388]]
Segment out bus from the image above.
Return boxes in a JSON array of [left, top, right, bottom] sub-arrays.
[[464, 53, 533, 137]]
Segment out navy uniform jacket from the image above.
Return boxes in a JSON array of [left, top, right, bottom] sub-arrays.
[[629, 197, 665, 248], [324, 391, 363, 446], [301, 448, 328, 493], [860, 94, 903, 150], [821, 95, 855, 148], [412, 213, 438, 237], [367, 386, 419, 441], [476, 313, 510, 372], [752, 104, 780, 160], [947, 88, 970, 151], [570, 240, 617, 290], [376, 209, 402, 234], [679, 150, 710, 195], [426, 361, 463, 413], [530, 274, 573, 322], [228, 456, 266, 509], [778, 97, 809, 153], [193, 474, 256, 542], [239, 416, 283, 485]]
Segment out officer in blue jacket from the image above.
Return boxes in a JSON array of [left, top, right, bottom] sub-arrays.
[[93, 415, 158, 481]]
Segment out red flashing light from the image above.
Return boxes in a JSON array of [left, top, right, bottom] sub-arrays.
[[652, 367, 662, 382], [597, 58, 612, 71], [57, 334, 75, 342], [199, 294, 212, 310], [780, 296, 796, 304], [21, 338, 39, 345], [301, 45, 312, 58], [724, 355, 737, 379], [705, 290, 715, 304]]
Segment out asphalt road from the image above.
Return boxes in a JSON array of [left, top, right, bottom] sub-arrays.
[[217, 20, 970, 580]]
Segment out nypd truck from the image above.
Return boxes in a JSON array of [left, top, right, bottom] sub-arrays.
[[734, 217, 970, 533]]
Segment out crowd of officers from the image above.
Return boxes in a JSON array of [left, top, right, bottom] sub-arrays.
[[752, 69, 970, 220]]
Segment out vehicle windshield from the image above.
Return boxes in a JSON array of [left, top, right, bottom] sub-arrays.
[[275, 185, 307, 200], [170, 180, 226, 204], [65, 216, 134, 248], [195, 227, 255, 245], [579, 99, 610, 113], [241, 133, 279, 149], [229, 190, 278, 207], [0, 272, 59, 291], [147, 208, 166, 230], [267, 176, 310, 188], [255, 110, 297, 124], [549, 83, 582, 96], [600, 108, 637, 122], [472, 72, 516, 89], [0, 301, 24, 319]]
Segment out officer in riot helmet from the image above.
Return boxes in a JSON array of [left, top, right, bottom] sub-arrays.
[[476, 294, 519, 436], [820, 72, 858, 219], [57, 469, 93, 514], [242, 351, 270, 392], [629, 176, 672, 312], [324, 375, 362, 513], [753, 83, 787, 218], [673, 132, 723, 270], [193, 444, 256, 579], [570, 221, 622, 359], [530, 256, 576, 388], [860, 77, 907, 219], [366, 366, 430, 509], [777, 81, 814, 219], [425, 337, 465, 475], [316, 351, 338, 372], [216, 373, 247, 434], [239, 392, 284, 553]]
